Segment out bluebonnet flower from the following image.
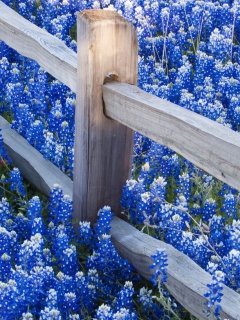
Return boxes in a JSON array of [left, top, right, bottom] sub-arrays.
[[179, 89, 197, 112], [60, 245, 79, 276], [114, 281, 135, 311], [30, 216, 46, 236], [222, 193, 237, 219], [226, 219, 240, 251], [14, 212, 30, 241], [0, 129, 11, 164], [47, 187, 75, 239], [209, 215, 226, 256], [123, 1, 135, 22], [52, 225, 70, 260], [174, 56, 193, 95], [27, 196, 42, 220], [50, 15, 73, 40], [164, 209, 186, 248], [49, 80, 69, 107], [0, 253, 12, 281], [209, 27, 232, 62], [145, 0, 160, 28], [11, 103, 34, 137], [112, 308, 137, 319], [64, 96, 76, 122], [137, 191, 153, 224], [0, 56, 10, 86], [57, 194, 74, 229], [78, 221, 94, 247], [121, 179, 145, 223], [203, 198, 217, 222], [190, 203, 202, 217], [74, 269, 98, 311], [9, 266, 32, 315], [26, 120, 45, 151], [18, 2, 32, 21], [177, 231, 195, 260], [150, 176, 167, 203], [192, 234, 212, 269], [56, 271, 75, 296], [47, 184, 74, 236], [53, 144, 64, 170], [29, 68, 48, 115], [94, 206, 114, 236], [41, 130, 56, 161], [95, 304, 114, 320], [95, 293, 138, 318], [138, 286, 154, 313], [204, 270, 225, 320], [0, 41, 11, 60], [206, 255, 220, 275], [61, 291, 79, 315], [138, 161, 153, 186], [138, 286, 163, 319], [22, 312, 34, 320], [44, 288, 58, 309], [17, 233, 45, 271], [0, 226, 12, 256], [0, 280, 19, 318], [40, 308, 61, 320], [87, 233, 134, 283], [48, 184, 64, 216], [176, 172, 190, 203], [25, 266, 56, 310], [194, 52, 215, 88], [0, 197, 14, 230], [222, 249, 240, 290], [6, 167, 26, 196], [151, 203, 171, 234], [149, 249, 168, 286], [48, 101, 64, 133], [43, 248, 53, 266]]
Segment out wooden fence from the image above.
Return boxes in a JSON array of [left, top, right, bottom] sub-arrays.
[[0, 2, 240, 319]]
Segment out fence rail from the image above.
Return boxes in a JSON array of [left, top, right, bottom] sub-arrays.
[[0, 3, 240, 320], [0, 116, 73, 197], [0, 1, 77, 92], [103, 81, 240, 191]]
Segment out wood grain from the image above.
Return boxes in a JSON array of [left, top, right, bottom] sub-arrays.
[[0, 116, 73, 198], [103, 81, 240, 191], [110, 216, 240, 320], [0, 1, 77, 92], [73, 10, 138, 223]]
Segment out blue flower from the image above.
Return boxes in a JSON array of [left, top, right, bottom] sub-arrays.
[[149, 249, 168, 286], [204, 270, 225, 320], [6, 168, 26, 196]]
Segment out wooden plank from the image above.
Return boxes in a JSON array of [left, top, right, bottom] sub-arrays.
[[0, 1, 77, 92], [103, 81, 240, 191], [73, 10, 138, 223], [0, 116, 73, 198], [110, 217, 240, 320]]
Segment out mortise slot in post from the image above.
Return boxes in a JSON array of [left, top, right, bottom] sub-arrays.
[[103, 74, 119, 119], [103, 74, 119, 84]]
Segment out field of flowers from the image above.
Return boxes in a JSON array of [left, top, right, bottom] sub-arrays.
[[0, 0, 240, 319]]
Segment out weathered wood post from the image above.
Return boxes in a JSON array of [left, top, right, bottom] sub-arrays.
[[73, 10, 138, 223]]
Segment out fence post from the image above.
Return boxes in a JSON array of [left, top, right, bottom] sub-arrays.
[[73, 10, 138, 224]]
